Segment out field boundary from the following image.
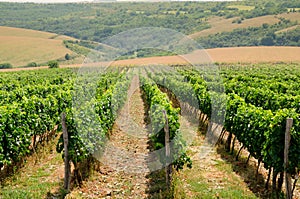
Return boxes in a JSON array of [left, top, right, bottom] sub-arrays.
[[1, 46, 300, 72]]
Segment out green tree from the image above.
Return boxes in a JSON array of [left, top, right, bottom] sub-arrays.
[[0, 63, 12, 69], [261, 36, 275, 46], [26, 62, 37, 67], [48, 60, 59, 68], [65, 53, 71, 60], [262, 23, 269, 29]]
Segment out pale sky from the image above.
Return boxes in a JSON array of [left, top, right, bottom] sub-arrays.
[[0, 0, 236, 2], [0, 0, 94, 2]]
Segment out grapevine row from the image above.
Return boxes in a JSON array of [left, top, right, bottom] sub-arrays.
[[140, 76, 192, 171], [179, 68, 300, 189], [0, 68, 127, 172]]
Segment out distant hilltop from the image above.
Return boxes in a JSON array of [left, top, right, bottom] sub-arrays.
[[0, 0, 238, 3], [96, 0, 238, 1]]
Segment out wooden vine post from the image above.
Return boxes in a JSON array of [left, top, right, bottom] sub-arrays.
[[284, 118, 293, 199], [62, 113, 71, 191], [163, 110, 172, 190]]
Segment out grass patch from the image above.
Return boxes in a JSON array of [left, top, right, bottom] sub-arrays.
[[227, 5, 255, 11], [277, 12, 300, 22], [0, 26, 74, 67], [275, 25, 300, 34], [146, 169, 172, 199], [287, 8, 300, 12], [0, 135, 64, 199], [173, 135, 258, 199], [189, 15, 279, 39]]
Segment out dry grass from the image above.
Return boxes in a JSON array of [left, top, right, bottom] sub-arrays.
[[278, 12, 300, 22], [206, 46, 300, 63], [110, 46, 300, 65], [189, 15, 280, 39], [0, 134, 65, 199], [287, 8, 300, 12], [0, 26, 74, 67], [173, 132, 258, 199], [227, 5, 255, 11], [189, 12, 300, 39], [52, 35, 76, 41], [0, 26, 75, 41], [0, 36, 72, 67], [0, 26, 55, 39], [2, 46, 300, 72], [275, 25, 300, 34]]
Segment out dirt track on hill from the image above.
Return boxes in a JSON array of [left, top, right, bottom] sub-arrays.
[[2, 46, 300, 72]]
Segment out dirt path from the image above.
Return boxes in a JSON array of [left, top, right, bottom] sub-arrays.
[[173, 116, 260, 199], [67, 75, 156, 198], [173, 139, 259, 198], [174, 111, 300, 199]]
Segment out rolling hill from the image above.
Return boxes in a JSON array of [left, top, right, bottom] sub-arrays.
[[2, 46, 300, 72], [189, 12, 300, 40], [0, 26, 78, 67]]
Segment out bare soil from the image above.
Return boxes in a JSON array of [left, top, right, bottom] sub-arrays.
[[66, 76, 157, 198]]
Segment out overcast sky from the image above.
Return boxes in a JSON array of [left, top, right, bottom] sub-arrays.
[[0, 0, 94, 2]]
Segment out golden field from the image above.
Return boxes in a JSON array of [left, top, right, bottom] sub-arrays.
[[0, 26, 74, 67], [189, 12, 300, 39], [2, 46, 300, 72]]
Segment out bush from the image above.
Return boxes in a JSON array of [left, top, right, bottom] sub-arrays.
[[0, 63, 12, 69], [48, 60, 59, 68], [261, 36, 274, 46], [26, 62, 38, 67], [65, 53, 71, 60]]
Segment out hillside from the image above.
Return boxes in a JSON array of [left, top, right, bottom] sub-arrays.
[[0, 26, 78, 67], [1, 1, 300, 66], [196, 12, 300, 48], [110, 46, 300, 65], [2, 46, 300, 72], [189, 15, 280, 39], [0, 1, 295, 43], [1, 1, 300, 198]]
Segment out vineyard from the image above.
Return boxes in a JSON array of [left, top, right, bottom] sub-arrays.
[[0, 63, 300, 198]]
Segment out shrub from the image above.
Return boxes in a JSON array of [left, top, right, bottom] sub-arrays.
[[48, 60, 59, 68], [0, 63, 12, 69], [65, 53, 71, 60], [26, 62, 38, 67]]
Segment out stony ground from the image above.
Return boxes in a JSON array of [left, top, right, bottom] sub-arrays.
[[67, 75, 159, 198]]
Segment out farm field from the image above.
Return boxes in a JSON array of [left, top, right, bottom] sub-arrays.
[[227, 5, 255, 11], [1, 62, 300, 198], [0, 26, 79, 67], [107, 46, 300, 64], [1, 5, 300, 68], [189, 15, 280, 39], [190, 12, 300, 40], [1, 0, 300, 198], [206, 46, 300, 63], [277, 12, 300, 23], [1, 46, 300, 73]]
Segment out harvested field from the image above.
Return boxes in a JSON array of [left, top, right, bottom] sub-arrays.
[[206, 46, 300, 63], [227, 5, 255, 11], [113, 46, 300, 65], [2, 46, 300, 72], [278, 12, 300, 22], [0, 26, 74, 67], [189, 15, 280, 39]]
